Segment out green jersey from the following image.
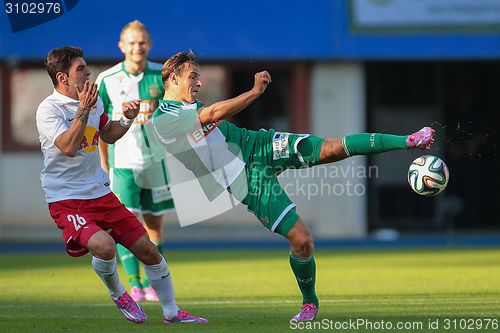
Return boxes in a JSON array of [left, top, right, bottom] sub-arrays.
[[153, 99, 325, 235], [96, 61, 165, 169], [152, 100, 248, 189]]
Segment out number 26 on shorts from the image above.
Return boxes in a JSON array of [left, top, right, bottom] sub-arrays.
[[67, 214, 87, 231]]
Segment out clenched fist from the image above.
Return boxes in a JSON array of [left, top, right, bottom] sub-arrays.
[[252, 71, 272, 95]]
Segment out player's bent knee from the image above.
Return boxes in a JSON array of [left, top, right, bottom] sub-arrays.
[[88, 241, 116, 260], [86, 231, 117, 260], [290, 233, 314, 257], [300, 236, 314, 253], [129, 236, 162, 265], [287, 220, 314, 256]]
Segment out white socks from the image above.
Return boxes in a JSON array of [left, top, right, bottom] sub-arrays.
[[144, 256, 179, 318], [92, 254, 178, 319], [91, 256, 125, 299]]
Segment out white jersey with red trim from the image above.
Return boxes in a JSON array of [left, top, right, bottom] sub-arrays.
[[36, 89, 111, 203]]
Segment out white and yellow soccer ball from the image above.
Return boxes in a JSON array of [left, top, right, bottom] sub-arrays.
[[408, 155, 449, 196]]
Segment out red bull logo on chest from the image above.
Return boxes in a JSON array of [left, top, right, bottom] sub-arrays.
[[79, 126, 99, 153]]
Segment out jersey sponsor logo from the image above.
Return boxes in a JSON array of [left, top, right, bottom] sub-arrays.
[[189, 121, 221, 144], [79, 126, 99, 153], [121, 99, 157, 124], [272, 132, 290, 160]]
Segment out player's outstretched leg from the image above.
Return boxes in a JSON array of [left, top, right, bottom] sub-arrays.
[[405, 127, 435, 149], [287, 221, 319, 321], [319, 127, 435, 163], [129, 235, 208, 324]]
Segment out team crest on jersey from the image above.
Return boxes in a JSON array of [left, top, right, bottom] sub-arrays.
[[79, 126, 99, 153], [149, 84, 160, 98]]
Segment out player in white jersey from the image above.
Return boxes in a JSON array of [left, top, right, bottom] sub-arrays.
[[96, 20, 173, 303], [36, 46, 207, 324]]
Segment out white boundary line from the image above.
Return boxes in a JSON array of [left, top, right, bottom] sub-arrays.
[[0, 296, 498, 309]]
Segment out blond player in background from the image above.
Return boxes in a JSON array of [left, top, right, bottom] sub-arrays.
[[96, 21, 173, 303]]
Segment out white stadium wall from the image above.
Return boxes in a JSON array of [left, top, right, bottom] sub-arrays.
[[0, 155, 53, 239], [309, 62, 367, 239]]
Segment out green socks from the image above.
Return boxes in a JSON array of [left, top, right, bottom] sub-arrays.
[[117, 244, 142, 289], [117, 242, 164, 289], [342, 133, 409, 156], [289, 252, 319, 307]]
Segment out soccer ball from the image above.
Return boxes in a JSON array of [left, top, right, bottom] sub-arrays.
[[408, 155, 449, 196]]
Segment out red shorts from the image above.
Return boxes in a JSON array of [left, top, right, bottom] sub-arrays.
[[48, 192, 146, 257]]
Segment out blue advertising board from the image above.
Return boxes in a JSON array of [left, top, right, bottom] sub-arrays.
[[0, 0, 499, 60]]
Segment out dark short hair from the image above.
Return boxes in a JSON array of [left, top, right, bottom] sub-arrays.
[[161, 51, 198, 85], [45, 46, 84, 86]]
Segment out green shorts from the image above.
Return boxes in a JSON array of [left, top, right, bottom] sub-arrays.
[[242, 130, 324, 237], [110, 163, 174, 216]]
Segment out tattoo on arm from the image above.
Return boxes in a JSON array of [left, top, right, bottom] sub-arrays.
[[75, 106, 91, 123]]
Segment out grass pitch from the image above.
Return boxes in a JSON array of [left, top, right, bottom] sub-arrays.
[[1, 247, 499, 332]]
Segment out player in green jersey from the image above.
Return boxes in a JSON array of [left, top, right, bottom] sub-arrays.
[[153, 51, 435, 321], [96, 21, 174, 303]]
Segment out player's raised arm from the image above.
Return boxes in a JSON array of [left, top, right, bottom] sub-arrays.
[[198, 71, 272, 126], [54, 81, 98, 157], [99, 100, 141, 144]]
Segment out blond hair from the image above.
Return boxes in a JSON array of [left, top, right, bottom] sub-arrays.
[[120, 20, 151, 41]]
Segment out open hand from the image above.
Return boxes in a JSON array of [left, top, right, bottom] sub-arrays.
[[76, 81, 98, 109]]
